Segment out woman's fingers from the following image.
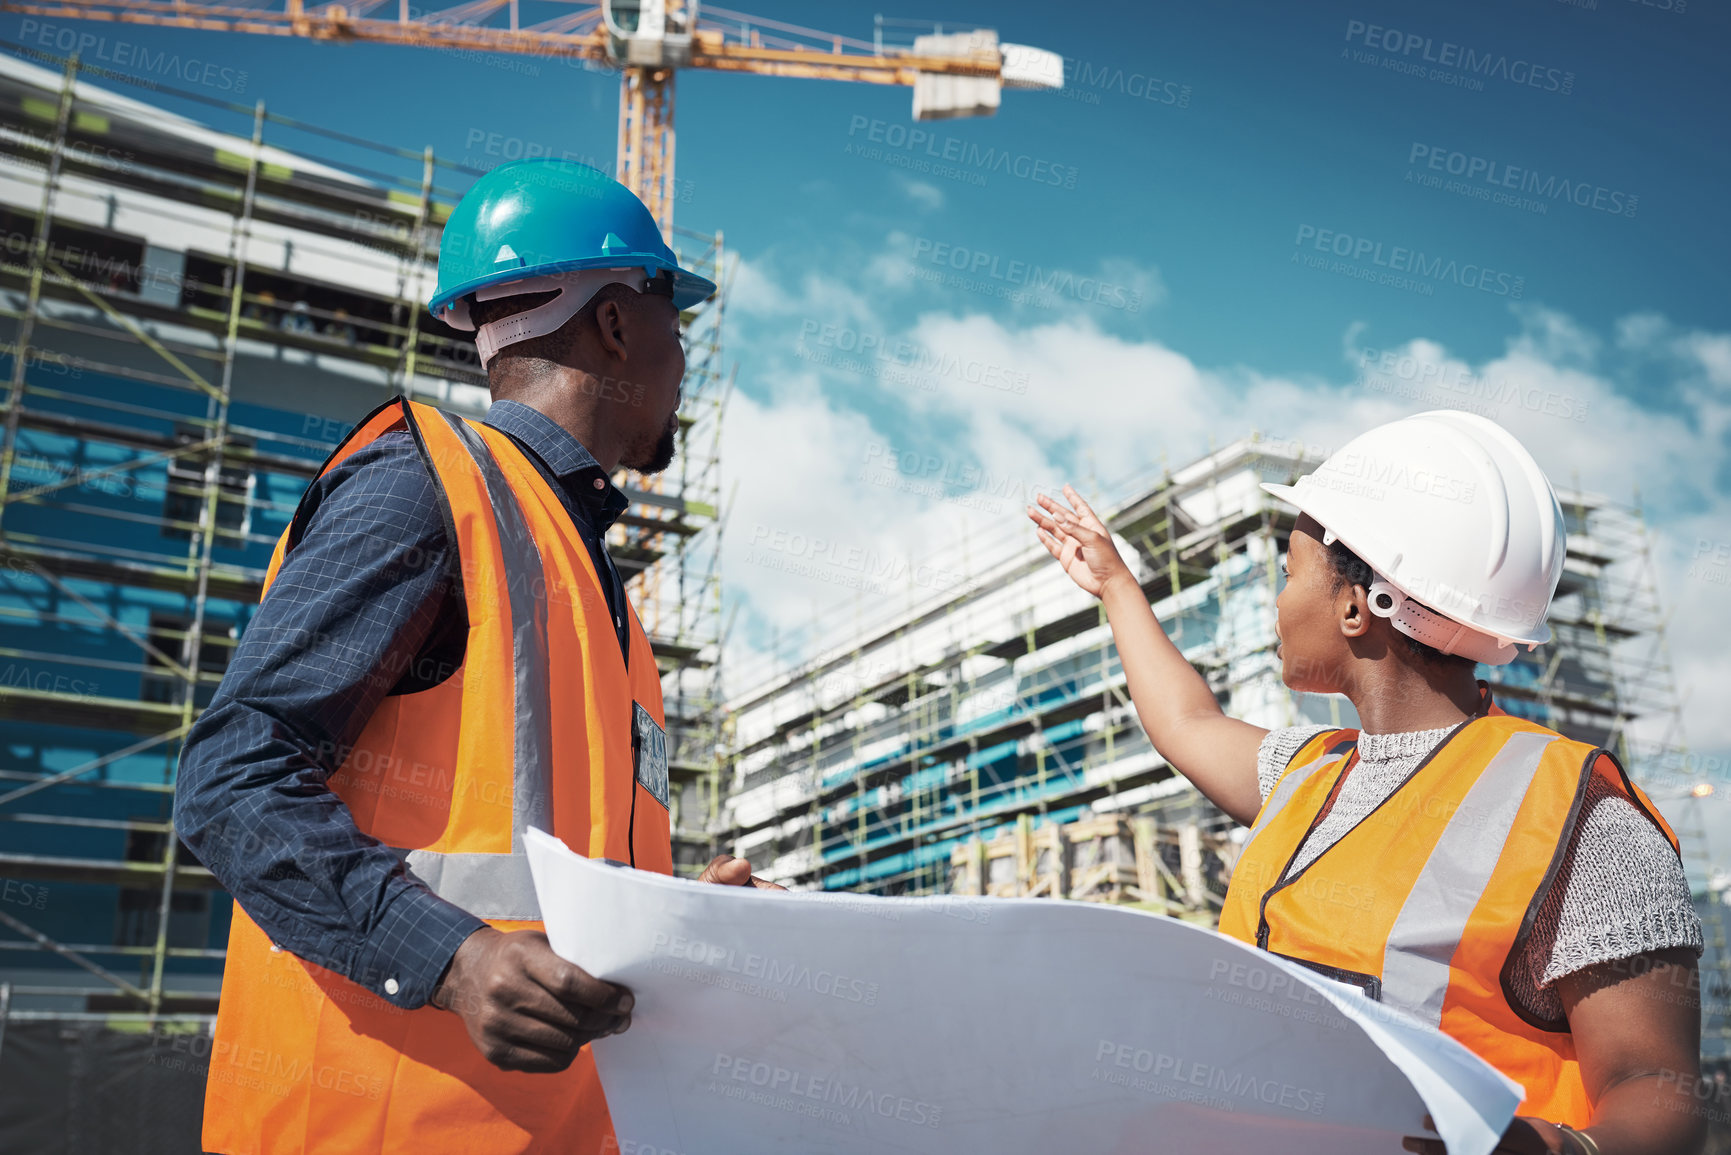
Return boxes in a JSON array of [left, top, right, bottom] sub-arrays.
[[1057, 535, 1080, 570], [1029, 507, 1078, 544], [1030, 513, 1081, 572], [1062, 484, 1107, 532], [1032, 495, 1079, 530], [1031, 523, 1064, 561], [1029, 503, 1075, 538], [1035, 490, 1082, 524], [1030, 491, 1107, 580]]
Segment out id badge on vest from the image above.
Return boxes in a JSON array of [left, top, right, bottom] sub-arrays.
[[633, 702, 670, 810]]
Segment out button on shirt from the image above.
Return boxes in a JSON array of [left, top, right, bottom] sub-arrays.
[[174, 401, 632, 1008]]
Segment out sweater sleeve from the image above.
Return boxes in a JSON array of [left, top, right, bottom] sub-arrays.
[[1508, 774, 1703, 1020], [1255, 725, 1336, 803]]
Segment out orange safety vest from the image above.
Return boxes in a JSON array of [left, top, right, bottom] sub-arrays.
[[1219, 696, 1680, 1127], [203, 398, 673, 1155]]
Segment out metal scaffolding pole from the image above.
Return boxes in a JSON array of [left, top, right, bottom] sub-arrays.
[[146, 97, 264, 1020], [0, 38, 732, 1024], [0, 53, 77, 531]]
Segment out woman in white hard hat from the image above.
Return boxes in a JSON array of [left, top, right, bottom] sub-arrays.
[[1028, 410, 1703, 1155]]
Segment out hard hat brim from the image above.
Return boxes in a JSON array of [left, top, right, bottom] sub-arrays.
[[1260, 481, 1300, 509], [428, 254, 717, 320]]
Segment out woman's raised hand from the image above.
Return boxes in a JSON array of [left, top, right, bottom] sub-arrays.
[[1027, 485, 1134, 599]]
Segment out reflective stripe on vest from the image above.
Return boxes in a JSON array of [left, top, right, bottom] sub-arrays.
[[1380, 729, 1556, 1027], [390, 411, 554, 922], [204, 397, 671, 1155], [1217, 706, 1683, 1126], [1249, 738, 1351, 843]]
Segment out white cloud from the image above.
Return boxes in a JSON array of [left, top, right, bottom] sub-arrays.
[[896, 177, 945, 212], [714, 252, 1731, 757]]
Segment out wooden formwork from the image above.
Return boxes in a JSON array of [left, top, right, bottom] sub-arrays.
[[949, 815, 1067, 898], [949, 812, 1243, 922], [1065, 815, 1141, 903]]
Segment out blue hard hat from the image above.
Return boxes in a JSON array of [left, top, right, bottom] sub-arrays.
[[428, 160, 716, 321]]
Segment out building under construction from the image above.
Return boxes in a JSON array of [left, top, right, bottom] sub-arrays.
[[719, 430, 1731, 1060], [0, 45, 732, 1039]]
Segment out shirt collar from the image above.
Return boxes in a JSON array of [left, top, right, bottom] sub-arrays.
[[482, 398, 630, 529]]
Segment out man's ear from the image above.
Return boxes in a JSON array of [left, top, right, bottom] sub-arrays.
[[593, 297, 630, 362]]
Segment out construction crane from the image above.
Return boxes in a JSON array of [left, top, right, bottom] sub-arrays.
[[0, 0, 1061, 637], [0, 0, 1065, 235]]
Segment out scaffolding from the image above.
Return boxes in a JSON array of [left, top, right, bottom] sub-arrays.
[[720, 436, 1720, 995], [0, 43, 730, 1022], [723, 438, 1301, 897]]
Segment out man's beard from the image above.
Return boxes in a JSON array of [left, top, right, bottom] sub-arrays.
[[623, 414, 678, 474]]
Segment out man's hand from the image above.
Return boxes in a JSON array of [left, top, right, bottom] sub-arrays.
[[433, 926, 632, 1073], [699, 854, 785, 890]]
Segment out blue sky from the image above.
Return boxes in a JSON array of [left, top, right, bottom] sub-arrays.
[[51, 0, 1729, 370], [37, 1, 1731, 827]]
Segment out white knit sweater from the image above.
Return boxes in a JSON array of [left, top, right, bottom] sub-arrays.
[[1256, 724, 1702, 1021]]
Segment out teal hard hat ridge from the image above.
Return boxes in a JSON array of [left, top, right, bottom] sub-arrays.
[[429, 159, 717, 321]]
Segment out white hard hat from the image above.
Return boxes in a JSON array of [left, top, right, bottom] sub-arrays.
[[1260, 410, 1567, 666]]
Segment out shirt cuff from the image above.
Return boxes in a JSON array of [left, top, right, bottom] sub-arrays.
[[345, 884, 487, 1010]]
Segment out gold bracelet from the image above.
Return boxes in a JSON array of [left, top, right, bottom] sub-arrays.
[[1555, 1123, 1602, 1155]]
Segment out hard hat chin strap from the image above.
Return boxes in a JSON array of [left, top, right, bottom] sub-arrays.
[[471, 267, 650, 369]]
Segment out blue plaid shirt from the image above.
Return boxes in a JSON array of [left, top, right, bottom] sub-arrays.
[[175, 400, 631, 1009]]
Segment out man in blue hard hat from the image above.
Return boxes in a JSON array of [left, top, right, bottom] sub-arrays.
[[179, 160, 775, 1155]]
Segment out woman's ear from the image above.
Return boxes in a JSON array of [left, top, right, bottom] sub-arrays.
[[1338, 584, 1372, 639]]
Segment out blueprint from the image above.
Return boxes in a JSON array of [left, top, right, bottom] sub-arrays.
[[525, 827, 1523, 1155]]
